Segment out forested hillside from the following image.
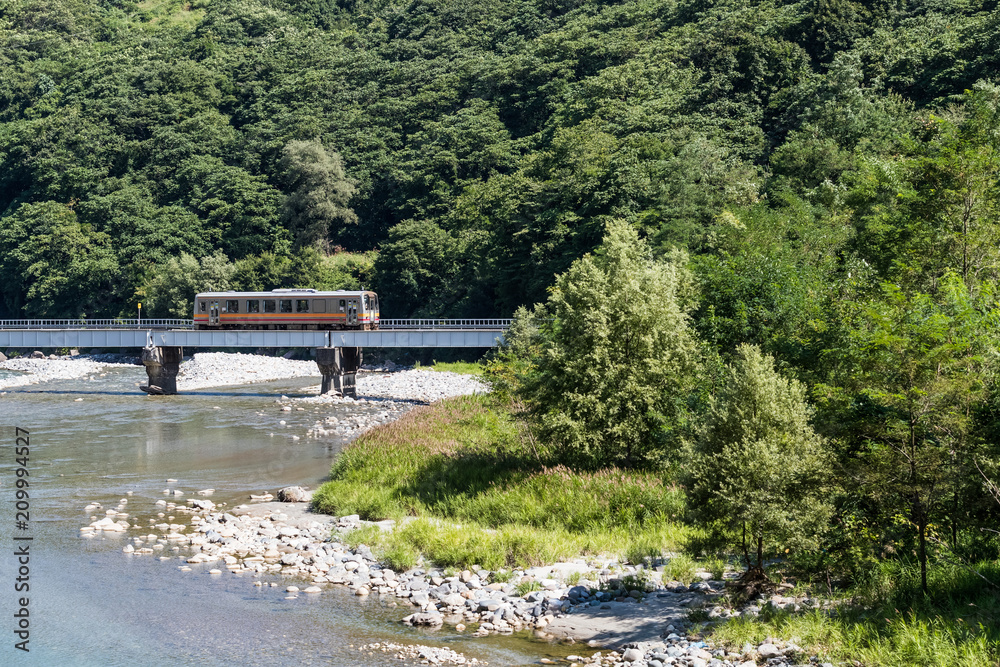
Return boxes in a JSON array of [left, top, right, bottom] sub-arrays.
[[2, 0, 998, 320]]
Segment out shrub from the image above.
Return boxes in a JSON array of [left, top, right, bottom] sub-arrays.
[[515, 579, 541, 596], [705, 557, 727, 580], [663, 554, 698, 584]]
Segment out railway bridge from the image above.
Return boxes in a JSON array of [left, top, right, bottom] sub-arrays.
[[0, 319, 509, 397]]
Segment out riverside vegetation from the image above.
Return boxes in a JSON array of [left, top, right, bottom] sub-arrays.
[[313, 394, 692, 571], [2, 0, 1000, 327], [315, 394, 1000, 666], [315, 226, 1000, 666]]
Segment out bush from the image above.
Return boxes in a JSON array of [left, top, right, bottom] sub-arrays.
[[705, 556, 727, 580], [663, 554, 698, 584]]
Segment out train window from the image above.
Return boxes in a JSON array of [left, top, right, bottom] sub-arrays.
[[279, 300, 293, 313], [339, 299, 346, 312], [296, 299, 310, 313], [247, 300, 260, 313], [363, 295, 370, 311], [200, 302, 206, 312], [226, 300, 239, 313], [312, 299, 326, 313], [264, 300, 276, 313]]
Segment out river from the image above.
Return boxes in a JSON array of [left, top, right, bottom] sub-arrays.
[[0, 364, 566, 666]]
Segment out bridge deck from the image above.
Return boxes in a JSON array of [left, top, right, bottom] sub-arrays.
[[0, 318, 510, 330], [0, 328, 505, 349]]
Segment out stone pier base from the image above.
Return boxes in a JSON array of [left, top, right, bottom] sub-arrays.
[[316, 347, 362, 398], [141, 346, 182, 395]]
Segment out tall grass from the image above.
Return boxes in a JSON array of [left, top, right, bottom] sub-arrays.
[[313, 395, 693, 569], [662, 554, 699, 584], [709, 560, 1000, 667]]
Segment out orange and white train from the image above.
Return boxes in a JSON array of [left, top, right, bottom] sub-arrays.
[[193, 289, 379, 330]]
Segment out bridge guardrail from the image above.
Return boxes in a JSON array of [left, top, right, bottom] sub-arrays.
[[0, 319, 193, 329], [0, 318, 512, 330], [379, 319, 512, 329]]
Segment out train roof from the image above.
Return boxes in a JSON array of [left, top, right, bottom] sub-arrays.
[[195, 290, 376, 298]]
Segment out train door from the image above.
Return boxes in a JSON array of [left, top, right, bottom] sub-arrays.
[[347, 299, 358, 326], [209, 301, 220, 326], [362, 294, 374, 329]]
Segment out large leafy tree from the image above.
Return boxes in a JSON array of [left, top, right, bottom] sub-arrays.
[[849, 84, 1000, 292], [139, 251, 235, 318], [279, 139, 357, 251], [372, 219, 462, 318], [169, 157, 283, 260], [688, 344, 834, 580], [522, 220, 699, 469]]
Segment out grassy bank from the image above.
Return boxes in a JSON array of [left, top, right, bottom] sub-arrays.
[[707, 561, 1000, 667], [312, 394, 692, 570]]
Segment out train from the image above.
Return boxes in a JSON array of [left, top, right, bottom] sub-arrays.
[[193, 289, 379, 330]]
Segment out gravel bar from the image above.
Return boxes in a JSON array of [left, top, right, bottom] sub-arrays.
[[0, 355, 137, 391], [177, 352, 317, 391]]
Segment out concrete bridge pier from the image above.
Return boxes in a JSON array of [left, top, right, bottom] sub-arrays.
[[141, 346, 183, 395], [316, 347, 362, 398]]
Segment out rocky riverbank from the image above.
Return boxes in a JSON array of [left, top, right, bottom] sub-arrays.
[[302, 368, 489, 403], [0, 350, 489, 401], [0, 350, 318, 393], [83, 491, 836, 667], [164, 350, 491, 397]]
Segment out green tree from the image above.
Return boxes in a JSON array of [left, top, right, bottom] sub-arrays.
[[0, 201, 117, 317], [279, 139, 357, 250], [373, 219, 461, 318], [688, 344, 834, 579], [690, 198, 847, 369], [139, 251, 235, 318], [522, 221, 699, 469], [170, 157, 282, 260], [817, 277, 996, 593], [848, 84, 1000, 292]]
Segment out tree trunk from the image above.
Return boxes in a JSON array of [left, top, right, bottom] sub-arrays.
[[741, 522, 751, 570], [916, 497, 928, 595]]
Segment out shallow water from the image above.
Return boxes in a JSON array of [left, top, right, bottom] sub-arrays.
[[0, 367, 573, 666]]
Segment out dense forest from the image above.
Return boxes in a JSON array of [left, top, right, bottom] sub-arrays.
[[1, 0, 997, 321]]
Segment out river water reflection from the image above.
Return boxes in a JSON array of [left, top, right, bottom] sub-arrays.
[[0, 366, 567, 666]]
